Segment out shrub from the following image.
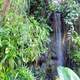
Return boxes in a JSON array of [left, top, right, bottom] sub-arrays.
[[0, 0, 50, 79]]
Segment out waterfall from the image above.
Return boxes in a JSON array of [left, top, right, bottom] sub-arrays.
[[54, 12, 64, 66]]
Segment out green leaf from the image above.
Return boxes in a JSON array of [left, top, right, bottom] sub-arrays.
[[57, 66, 80, 80]]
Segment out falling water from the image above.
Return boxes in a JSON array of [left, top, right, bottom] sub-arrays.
[[54, 12, 63, 66]]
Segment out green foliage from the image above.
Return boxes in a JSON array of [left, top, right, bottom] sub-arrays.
[[0, 67, 35, 80], [48, 0, 80, 28], [70, 50, 80, 63], [72, 31, 80, 48], [16, 67, 35, 80], [64, 0, 80, 28], [57, 66, 80, 80], [0, 0, 50, 79], [0, 0, 3, 9], [20, 16, 49, 62], [30, 0, 48, 21], [70, 31, 80, 63], [10, 0, 29, 15], [0, 0, 49, 63]]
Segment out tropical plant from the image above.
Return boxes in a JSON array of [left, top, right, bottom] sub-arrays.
[[0, 0, 3, 9], [48, 0, 80, 28], [69, 31, 80, 63], [0, 66, 35, 80], [72, 31, 80, 48], [0, 0, 50, 79], [57, 66, 80, 80]]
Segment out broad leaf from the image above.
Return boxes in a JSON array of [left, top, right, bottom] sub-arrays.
[[57, 66, 80, 80]]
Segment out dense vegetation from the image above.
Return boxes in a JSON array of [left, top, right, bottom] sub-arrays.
[[0, 0, 80, 80], [0, 0, 50, 79]]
